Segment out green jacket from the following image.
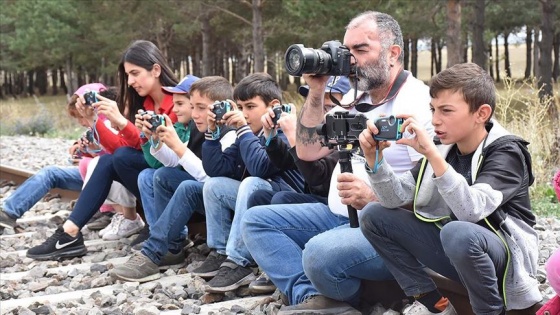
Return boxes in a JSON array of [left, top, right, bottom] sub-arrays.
[[141, 121, 192, 169]]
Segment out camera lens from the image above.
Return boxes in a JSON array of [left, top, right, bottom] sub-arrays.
[[284, 44, 332, 76], [388, 116, 395, 125]]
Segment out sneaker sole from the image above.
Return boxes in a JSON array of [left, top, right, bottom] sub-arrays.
[[248, 284, 277, 294], [0, 221, 17, 229], [204, 273, 257, 293], [190, 269, 219, 278], [26, 246, 88, 261], [158, 261, 186, 271], [102, 225, 145, 241], [113, 270, 161, 283], [278, 308, 361, 315]]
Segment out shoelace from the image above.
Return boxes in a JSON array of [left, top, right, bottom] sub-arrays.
[[127, 253, 149, 266], [109, 214, 125, 234], [43, 229, 67, 246]]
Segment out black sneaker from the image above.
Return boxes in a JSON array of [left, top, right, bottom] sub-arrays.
[[249, 271, 277, 294], [130, 224, 150, 249], [26, 227, 87, 261], [204, 260, 256, 293], [0, 210, 17, 229], [190, 250, 227, 278]]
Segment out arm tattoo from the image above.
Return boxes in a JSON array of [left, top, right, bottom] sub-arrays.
[[296, 101, 322, 146]]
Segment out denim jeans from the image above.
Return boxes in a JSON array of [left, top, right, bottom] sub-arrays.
[[242, 202, 392, 306], [360, 203, 507, 315], [138, 167, 196, 227], [248, 190, 328, 208], [2, 166, 83, 218], [142, 179, 204, 265], [68, 147, 148, 229], [203, 176, 273, 267]]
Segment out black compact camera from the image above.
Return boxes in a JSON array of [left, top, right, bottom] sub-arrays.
[[85, 129, 94, 143], [212, 101, 232, 122], [374, 116, 404, 141], [83, 91, 98, 106], [316, 111, 368, 148], [284, 40, 353, 77], [147, 114, 165, 132], [272, 104, 292, 126]]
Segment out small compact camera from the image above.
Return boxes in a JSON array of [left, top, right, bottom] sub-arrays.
[[284, 40, 354, 77], [212, 101, 232, 122], [83, 91, 98, 106], [316, 111, 368, 148], [147, 114, 165, 132], [85, 129, 94, 143], [272, 104, 292, 126], [373, 115, 404, 141]]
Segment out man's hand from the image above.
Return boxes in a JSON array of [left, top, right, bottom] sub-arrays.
[[337, 173, 377, 210]]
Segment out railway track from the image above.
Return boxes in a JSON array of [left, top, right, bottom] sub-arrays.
[[0, 165, 544, 314]]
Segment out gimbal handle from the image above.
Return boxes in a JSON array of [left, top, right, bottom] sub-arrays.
[[338, 149, 359, 228]]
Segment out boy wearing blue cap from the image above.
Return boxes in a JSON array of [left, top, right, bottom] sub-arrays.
[[113, 76, 237, 282]]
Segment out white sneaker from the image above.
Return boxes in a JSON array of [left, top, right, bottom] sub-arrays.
[[102, 214, 145, 240], [402, 300, 457, 315], [99, 213, 123, 237]]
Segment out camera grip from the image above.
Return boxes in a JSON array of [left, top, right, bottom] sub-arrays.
[[339, 151, 359, 228]]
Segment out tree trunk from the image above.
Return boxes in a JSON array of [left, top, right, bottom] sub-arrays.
[[436, 39, 443, 73], [495, 35, 501, 82], [525, 26, 533, 79], [59, 67, 68, 95], [252, 0, 264, 73], [201, 14, 212, 77], [504, 32, 512, 78], [36, 67, 48, 95], [533, 28, 540, 79], [52, 67, 58, 95], [488, 42, 494, 79], [65, 57, 76, 97], [403, 37, 410, 71], [267, 53, 276, 81], [462, 28, 469, 63], [411, 38, 418, 77], [431, 39, 436, 76], [538, 0, 555, 100], [27, 70, 34, 96], [446, 0, 462, 68], [553, 32, 560, 82], [472, 0, 486, 70]]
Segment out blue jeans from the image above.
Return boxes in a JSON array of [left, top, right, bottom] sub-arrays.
[[360, 204, 507, 315], [242, 202, 392, 306], [138, 167, 196, 227], [68, 147, 148, 229], [203, 176, 273, 267], [142, 178, 204, 265], [248, 190, 328, 208], [3, 166, 83, 218]]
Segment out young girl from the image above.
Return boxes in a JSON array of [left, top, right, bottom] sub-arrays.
[[27, 40, 179, 260]]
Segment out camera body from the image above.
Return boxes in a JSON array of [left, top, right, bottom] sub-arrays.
[[316, 111, 368, 148], [272, 104, 292, 126], [83, 91, 98, 106], [85, 129, 94, 143], [373, 116, 404, 141], [147, 114, 165, 132], [284, 40, 353, 77], [212, 101, 232, 122]]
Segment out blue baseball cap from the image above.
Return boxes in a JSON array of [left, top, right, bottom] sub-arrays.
[[298, 76, 351, 97], [162, 74, 200, 94]]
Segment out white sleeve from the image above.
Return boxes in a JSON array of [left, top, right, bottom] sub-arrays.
[[150, 143, 180, 167], [220, 130, 237, 150], [178, 148, 208, 182]]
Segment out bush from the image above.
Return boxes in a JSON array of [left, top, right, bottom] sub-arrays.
[[13, 113, 54, 136]]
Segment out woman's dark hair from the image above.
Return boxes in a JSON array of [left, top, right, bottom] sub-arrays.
[[116, 40, 178, 122]]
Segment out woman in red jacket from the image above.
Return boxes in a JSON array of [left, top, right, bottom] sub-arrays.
[[27, 40, 179, 261]]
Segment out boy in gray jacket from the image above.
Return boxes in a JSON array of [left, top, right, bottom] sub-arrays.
[[359, 63, 541, 315]]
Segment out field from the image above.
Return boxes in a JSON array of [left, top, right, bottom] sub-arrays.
[[0, 44, 558, 217]]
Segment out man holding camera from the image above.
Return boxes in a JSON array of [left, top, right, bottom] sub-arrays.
[[242, 11, 435, 314]]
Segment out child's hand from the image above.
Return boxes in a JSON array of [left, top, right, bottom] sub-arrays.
[[277, 106, 297, 147], [207, 103, 218, 132], [261, 108, 276, 138], [359, 120, 392, 169], [223, 100, 247, 129], [396, 115, 437, 158], [157, 115, 181, 150]]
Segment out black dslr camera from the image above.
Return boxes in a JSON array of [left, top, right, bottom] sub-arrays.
[[83, 91, 98, 106], [212, 100, 232, 122], [316, 111, 368, 148], [284, 40, 353, 77], [272, 104, 292, 126], [373, 116, 404, 141]]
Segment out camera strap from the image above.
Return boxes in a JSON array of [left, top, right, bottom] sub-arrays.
[[335, 70, 410, 113]]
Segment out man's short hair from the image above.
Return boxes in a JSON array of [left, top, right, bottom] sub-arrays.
[[429, 63, 496, 116], [346, 11, 404, 63], [190, 76, 233, 102], [234, 73, 282, 105]]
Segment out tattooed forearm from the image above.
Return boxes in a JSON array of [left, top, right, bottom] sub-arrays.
[[296, 100, 323, 145]]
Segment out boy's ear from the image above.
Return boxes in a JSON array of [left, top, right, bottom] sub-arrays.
[[477, 104, 492, 123], [269, 99, 281, 107]]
